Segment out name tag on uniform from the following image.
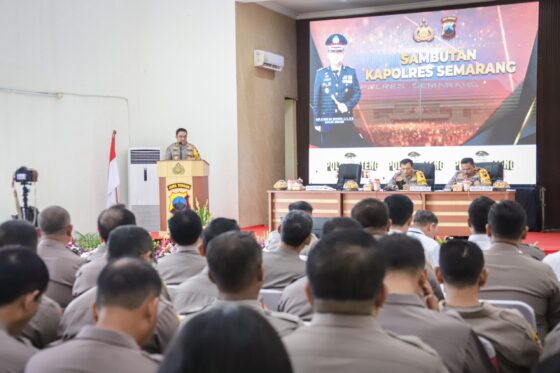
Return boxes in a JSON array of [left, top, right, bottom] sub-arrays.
[[410, 186, 431, 192], [469, 186, 493, 192]]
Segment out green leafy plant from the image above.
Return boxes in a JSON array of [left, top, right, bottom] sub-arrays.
[[74, 232, 101, 252], [194, 198, 212, 227]]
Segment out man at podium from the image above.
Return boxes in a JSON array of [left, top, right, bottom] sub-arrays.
[[165, 128, 201, 161]]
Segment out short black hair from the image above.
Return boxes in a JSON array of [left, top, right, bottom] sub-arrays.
[[96, 258, 162, 310], [377, 234, 425, 275], [281, 211, 313, 247], [168, 209, 202, 246], [351, 198, 389, 229], [468, 196, 495, 234], [488, 200, 527, 240], [307, 229, 385, 301], [0, 220, 38, 251], [97, 205, 136, 242], [461, 157, 475, 165], [38, 206, 70, 235], [158, 304, 293, 373], [107, 225, 153, 260], [322, 217, 362, 236], [176, 128, 188, 136], [439, 240, 484, 288], [288, 201, 313, 213], [201, 218, 240, 248], [400, 158, 413, 166], [206, 232, 262, 293], [0, 246, 49, 307], [385, 194, 414, 226], [413, 210, 438, 227]]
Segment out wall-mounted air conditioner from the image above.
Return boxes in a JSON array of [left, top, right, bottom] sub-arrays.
[[254, 49, 284, 72]]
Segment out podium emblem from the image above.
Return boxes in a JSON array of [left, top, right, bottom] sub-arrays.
[[413, 20, 435, 43], [172, 162, 185, 175]]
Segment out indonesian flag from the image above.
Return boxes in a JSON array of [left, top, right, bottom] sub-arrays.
[[107, 130, 120, 207]]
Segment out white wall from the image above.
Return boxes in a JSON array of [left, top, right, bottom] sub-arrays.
[[0, 0, 238, 232]]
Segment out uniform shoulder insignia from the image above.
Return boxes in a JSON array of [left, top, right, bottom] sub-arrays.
[[498, 308, 536, 331], [415, 170, 427, 185], [267, 310, 304, 325], [386, 330, 439, 357]]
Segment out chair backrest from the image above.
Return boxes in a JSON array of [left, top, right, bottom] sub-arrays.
[[486, 299, 537, 330], [336, 163, 362, 190], [260, 289, 283, 311], [413, 162, 435, 190], [478, 336, 499, 371], [476, 162, 504, 183]]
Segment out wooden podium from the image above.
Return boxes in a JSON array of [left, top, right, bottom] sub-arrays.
[[157, 160, 209, 231]]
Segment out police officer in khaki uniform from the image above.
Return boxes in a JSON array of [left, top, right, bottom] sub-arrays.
[[262, 211, 310, 289], [165, 128, 200, 160], [187, 231, 301, 337], [59, 226, 179, 354], [437, 239, 541, 373], [27, 258, 161, 373], [0, 247, 48, 371], [377, 234, 495, 373], [386, 158, 428, 191], [283, 230, 448, 373], [479, 201, 560, 338], [37, 206, 86, 308], [172, 218, 240, 315], [444, 157, 492, 190], [156, 210, 206, 285]]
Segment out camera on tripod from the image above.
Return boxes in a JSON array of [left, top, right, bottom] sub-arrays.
[[14, 167, 38, 184], [12, 166, 39, 224]]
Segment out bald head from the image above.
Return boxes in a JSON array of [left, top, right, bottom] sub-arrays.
[[97, 205, 136, 242], [38, 206, 71, 235]]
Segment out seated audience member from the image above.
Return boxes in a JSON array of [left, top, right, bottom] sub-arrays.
[[385, 195, 444, 300], [156, 209, 205, 285], [26, 258, 161, 373], [519, 229, 545, 261], [60, 226, 178, 354], [265, 201, 318, 256], [542, 323, 560, 361], [437, 239, 541, 373], [480, 200, 560, 338], [194, 231, 301, 336], [158, 305, 293, 373], [408, 210, 440, 267], [350, 198, 391, 238], [283, 230, 448, 373], [73, 205, 136, 297], [0, 246, 49, 371], [277, 217, 362, 321], [37, 206, 85, 308], [467, 196, 495, 251], [173, 218, 240, 315], [444, 157, 491, 191], [377, 234, 495, 373], [262, 211, 310, 289], [0, 220, 61, 349]]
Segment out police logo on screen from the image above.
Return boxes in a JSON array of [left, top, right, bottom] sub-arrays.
[[413, 20, 435, 43], [441, 16, 458, 40]]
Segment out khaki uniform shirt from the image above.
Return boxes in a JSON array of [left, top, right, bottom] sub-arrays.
[[83, 243, 107, 263], [378, 293, 495, 373], [0, 321, 36, 373], [386, 169, 425, 190], [173, 266, 218, 315], [440, 301, 541, 373], [277, 276, 313, 321], [72, 257, 107, 298], [156, 244, 206, 285], [37, 238, 85, 308], [210, 300, 302, 337], [164, 142, 200, 161], [480, 242, 560, 338], [444, 167, 491, 190], [20, 295, 61, 349], [265, 231, 319, 257], [543, 322, 560, 360], [25, 326, 159, 373], [59, 287, 179, 354], [262, 247, 306, 289], [283, 313, 449, 373]]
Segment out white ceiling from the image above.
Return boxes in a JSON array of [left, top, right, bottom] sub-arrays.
[[237, 0, 496, 19]]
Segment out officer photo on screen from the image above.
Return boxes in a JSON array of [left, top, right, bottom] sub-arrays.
[[312, 33, 368, 148]]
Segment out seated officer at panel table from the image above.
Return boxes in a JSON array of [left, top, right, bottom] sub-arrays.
[[444, 157, 491, 190], [385, 158, 427, 191], [165, 128, 201, 161]]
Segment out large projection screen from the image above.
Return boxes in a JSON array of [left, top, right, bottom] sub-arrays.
[[308, 2, 538, 185]]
